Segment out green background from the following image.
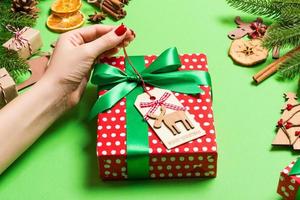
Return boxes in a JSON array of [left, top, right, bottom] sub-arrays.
[[0, 0, 298, 199]]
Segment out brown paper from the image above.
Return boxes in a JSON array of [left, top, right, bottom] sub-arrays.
[[2, 27, 43, 59], [0, 68, 18, 108]]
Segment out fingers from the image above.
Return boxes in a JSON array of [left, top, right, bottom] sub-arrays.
[[83, 24, 134, 58]]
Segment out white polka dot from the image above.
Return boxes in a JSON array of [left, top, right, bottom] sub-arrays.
[[102, 133, 107, 138], [157, 148, 162, 153], [97, 142, 102, 147], [102, 151, 107, 155], [203, 122, 210, 126], [189, 65, 194, 69], [111, 150, 116, 155], [180, 99, 185, 103], [202, 106, 207, 110], [152, 139, 158, 144], [102, 117, 107, 122], [209, 129, 215, 134], [198, 114, 204, 118], [120, 149, 125, 154], [206, 138, 212, 143], [181, 65, 186, 69], [192, 58, 197, 62], [200, 58, 205, 62], [120, 116, 125, 121], [115, 141, 121, 146], [283, 169, 289, 174], [197, 99, 202, 103], [188, 99, 194, 103], [120, 132, 126, 137], [115, 109, 120, 113], [175, 148, 179, 152], [149, 148, 153, 153], [197, 65, 202, 69], [145, 59, 149, 64], [184, 58, 189, 62], [212, 146, 217, 151], [193, 147, 199, 152], [197, 138, 202, 143], [115, 125, 120, 129], [184, 147, 189, 152], [111, 133, 116, 137], [175, 93, 179, 96], [202, 147, 208, 152], [208, 114, 213, 118], [106, 142, 111, 146], [106, 125, 111, 130], [120, 101, 125, 106], [148, 132, 152, 136], [288, 185, 294, 190], [112, 61, 116, 65], [98, 126, 103, 130]]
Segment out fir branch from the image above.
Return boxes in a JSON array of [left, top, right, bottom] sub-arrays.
[[278, 51, 300, 79], [226, 0, 281, 18], [262, 22, 300, 48]]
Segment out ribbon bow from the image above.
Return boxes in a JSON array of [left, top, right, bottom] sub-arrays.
[[88, 47, 212, 119], [140, 92, 186, 120], [5, 25, 33, 54]]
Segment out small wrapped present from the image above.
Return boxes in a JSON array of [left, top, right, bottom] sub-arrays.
[[2, 25, 43, 59], [277, 158, 300, 199], [0, 68, 18, 108], [89, 47, 217, 180]]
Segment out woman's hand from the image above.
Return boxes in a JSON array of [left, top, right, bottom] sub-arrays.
[[44, 24, 135, 108]]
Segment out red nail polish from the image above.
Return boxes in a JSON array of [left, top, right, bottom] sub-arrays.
[[114, 24, 127, 36]]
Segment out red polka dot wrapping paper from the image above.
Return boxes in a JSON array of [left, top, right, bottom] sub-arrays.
[[96, 53, 217, 180], [277, 160, 300, 199]]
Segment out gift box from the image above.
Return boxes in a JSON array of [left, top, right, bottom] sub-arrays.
[[2, 26, 42, 59], [91, 48, 217, 180], [277, 158, 300, 199], [0, 68, 18, 108]]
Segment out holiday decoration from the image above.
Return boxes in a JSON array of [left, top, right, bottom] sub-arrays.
[[253, 46, 300, 84], [228, 16, 267, 40], [272, 92, 300, 150], [277, 158, 300, 199], [0, 0, 37, 81], [90, 47, 217, 180], [11, 0, 39, 18], [47, 0, 84, 33], [17, 55, 49, 91], [88, 0, 129, 20], [2, 26, 43, 59], [227, 0, 300, 95], [88, 11, 106, 23], [0, 68, 18, 109], [228, 39, 269, 66]]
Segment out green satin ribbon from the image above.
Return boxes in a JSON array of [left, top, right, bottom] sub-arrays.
[[89, 47, 212, 179], [289, 158, 300, 199]]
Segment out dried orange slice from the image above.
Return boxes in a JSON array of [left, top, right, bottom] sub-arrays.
[[47, 11, 84, 33], [51, 0, 82, 14]]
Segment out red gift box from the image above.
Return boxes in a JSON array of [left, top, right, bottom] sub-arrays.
[[277, 160, 300, 199], [96, 52, 217, 180]]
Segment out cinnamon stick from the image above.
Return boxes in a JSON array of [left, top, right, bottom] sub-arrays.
[[253, 46, 300, 84]]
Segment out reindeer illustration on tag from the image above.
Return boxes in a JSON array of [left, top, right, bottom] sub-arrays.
[[148, 105, 194, 135]]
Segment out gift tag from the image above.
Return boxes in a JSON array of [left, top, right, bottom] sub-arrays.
[[134, 88, 205, 149]]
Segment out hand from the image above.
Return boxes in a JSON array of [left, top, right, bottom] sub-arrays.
[[44, 24, 135, 108]]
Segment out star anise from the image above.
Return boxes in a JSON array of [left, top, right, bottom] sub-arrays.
[[88, 12, 106, 23]]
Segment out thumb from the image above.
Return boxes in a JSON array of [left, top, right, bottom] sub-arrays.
[[84, 24, 128, 57]]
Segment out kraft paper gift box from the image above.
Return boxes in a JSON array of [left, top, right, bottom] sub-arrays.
[[0, 68, 18, 109], [2, 26, 42, 59], [91, 48, 218, 180]]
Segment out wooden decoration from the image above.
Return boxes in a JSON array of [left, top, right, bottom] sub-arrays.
[[17, 55, 49, 91], [148, 105, 194, 135], [272, 92, 300, 150]]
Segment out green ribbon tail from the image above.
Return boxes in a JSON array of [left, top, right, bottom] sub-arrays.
[[88, 81, 137, 120]]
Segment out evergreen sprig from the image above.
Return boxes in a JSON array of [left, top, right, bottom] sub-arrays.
[[227, 0, 300, 96], [0, 0, 37, 81]]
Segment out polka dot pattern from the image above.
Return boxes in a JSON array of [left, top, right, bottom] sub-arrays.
[[97, 53, 217, 180], [277, 160, 300, 199]]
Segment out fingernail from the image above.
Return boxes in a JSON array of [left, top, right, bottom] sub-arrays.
[[114, 23, 127, 36], [130, 29, 136, 37]]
